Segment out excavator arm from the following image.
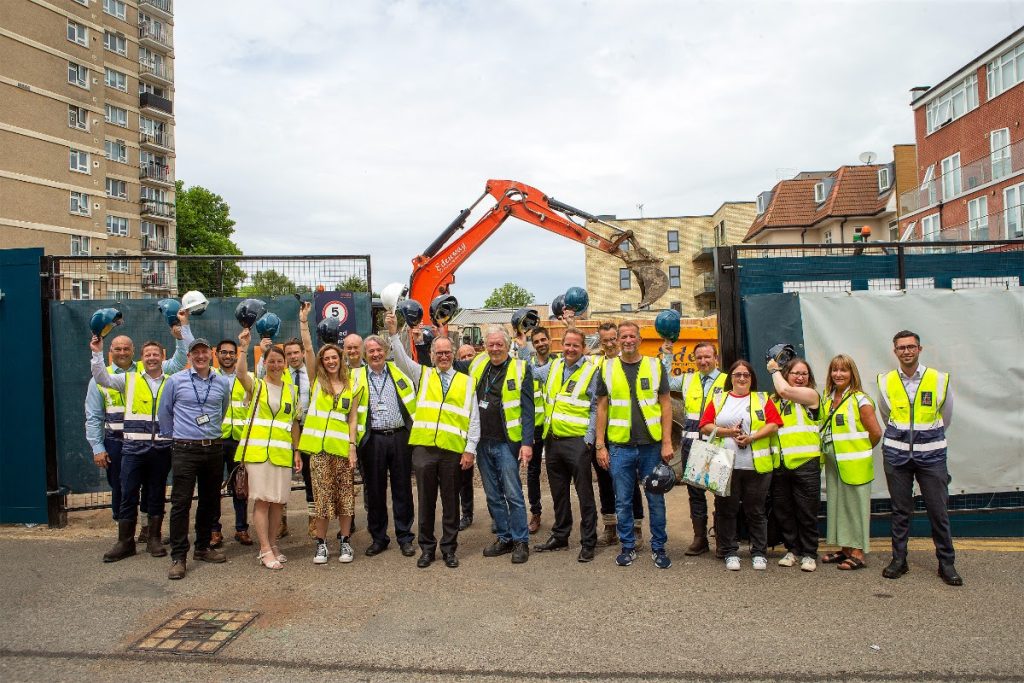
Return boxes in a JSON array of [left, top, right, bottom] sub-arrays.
[[408, 179, 668, 315]]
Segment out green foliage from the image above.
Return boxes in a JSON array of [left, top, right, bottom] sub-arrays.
[[336, 276, 368, 292], [174, 180, 246, 295], [240, 269, 297, 298], [483, 282, 535, 308]]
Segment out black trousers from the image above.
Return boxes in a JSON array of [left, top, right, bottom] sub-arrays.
[[118, 442, 172, 520], [772, 459, 821, 558], [546, 436, 597, 548], [300, 452, 313, 504], [885, 458, 955, 565], [169, 441, 223, 561], [360, 428, 415, 547], [717, 469, 773, 558], [527, 428, 543, 515], [458, 459, 474, 517], [591, 444, 644, 519], [412, 445, 462, 555], [213, 439, 248, 532]]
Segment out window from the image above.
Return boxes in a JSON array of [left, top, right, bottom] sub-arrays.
[[70, 191, 91, 216], [72, 0, 88, 5], [814, 182, 826, 203], [106, 215, 129, 236], [66, 20, 87, 46], [618, 268, 631, 290], [888, 220, 900, 241], [68, 62, 89, 88], [925, 74, 978, 133], [878, 166, 891, 192], [756, 191, 772, 214], [105, 178, 127, 200], [104, 104, 128, 127], [668, 266, 681, 288], [991, 128, 1011, 180], [69, 148, 90, 173], [921, 213, 941, 242], [987, 41, 1024, 100], [103, 31, 127, 56], [71, 279, 92, 300], [666, 230, 679, 253], [68, 104, 89, 131], [619, 303, 632, 312], [967, 197, 988, 240], [941, 153, 961, 200], [139, 185, 164, 202], [70, 235, 91, 256], [670, 301, 682, 313], [138, 81, 165, 97], [716, 220, 726, 245], [107, 259, 129, 273], [105, 68, 128, 92], [105, 139, 127, 163], [920, 164, 937, 206], [823, 229, 833, 244], [1005, 182, 1024, 239], [103, 0, 126, 20], [111, 290, 131, 301]]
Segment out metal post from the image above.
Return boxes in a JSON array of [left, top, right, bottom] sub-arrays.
[[217, 258, 224, 297], [896, 243, 907, 290], [715, 246, 742, 369], [39, 257, 66, 527]]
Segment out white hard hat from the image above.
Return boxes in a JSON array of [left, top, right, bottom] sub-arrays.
[[181, 290, 209, 315], [380, 282, 408, 311]]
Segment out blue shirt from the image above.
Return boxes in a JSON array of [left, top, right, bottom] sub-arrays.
[[533, 355, 598, 445], [158, 366, 232, 440]]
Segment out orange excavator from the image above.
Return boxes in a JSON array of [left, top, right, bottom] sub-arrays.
[[408, 179, 669, 320]]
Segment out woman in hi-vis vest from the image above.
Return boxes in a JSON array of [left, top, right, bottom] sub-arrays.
[[819, 354, 882, 571]]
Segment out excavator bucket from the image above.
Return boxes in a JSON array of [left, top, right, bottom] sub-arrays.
[[620, 247, 669, 309]]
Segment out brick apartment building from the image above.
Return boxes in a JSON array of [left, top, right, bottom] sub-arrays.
[[898, 27, 1024, 243]]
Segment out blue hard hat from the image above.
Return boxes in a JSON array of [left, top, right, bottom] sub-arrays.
[[642, 462, 677, 495], [317, 317, 343, 345], [90, 307, 123, 338], [654, 309, 681, 342], [563, 286, 589, 313], [550, 294, 566, 319], [511, 308, 540, 334], [255, 312, 281, 340], [397, 299, 424, 328], [429, 294, 459, 326], [234, 299, 267, 329], [157, 298, 181, 327]]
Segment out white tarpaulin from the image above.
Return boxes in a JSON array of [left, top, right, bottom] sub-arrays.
[[797, 288, 1024, 497]]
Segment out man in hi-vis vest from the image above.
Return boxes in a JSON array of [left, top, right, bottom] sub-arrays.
[[387, 312, 480, 570], [877, 330, 960, 586]]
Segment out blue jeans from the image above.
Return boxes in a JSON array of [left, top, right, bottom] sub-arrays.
[[476, 438, 529, 543], [118, 442, 172, 521], [609, 443, 667, 551]]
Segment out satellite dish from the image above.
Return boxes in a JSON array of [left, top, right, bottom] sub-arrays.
[[859, 151, 878, 165]]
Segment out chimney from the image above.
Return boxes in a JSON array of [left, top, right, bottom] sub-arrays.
[[909, 86, 930, 105]]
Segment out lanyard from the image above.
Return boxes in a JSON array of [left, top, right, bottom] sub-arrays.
[[480, 360, 508, 397], [369, 369, 390, 402], [822, 390, 854, 436], [189, 372, 212, 407]]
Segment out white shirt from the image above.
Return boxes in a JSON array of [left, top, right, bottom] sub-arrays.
[[712, 393, 754, 470]]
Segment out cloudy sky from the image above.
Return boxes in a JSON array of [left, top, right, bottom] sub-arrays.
[[174, 1, 1024, 306]]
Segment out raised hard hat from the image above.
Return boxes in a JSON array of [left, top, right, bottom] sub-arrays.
[[421, 326, 437, 349], [180, 290, 208, 316], [511, 308, 540, 335], [234, 299, 267, 329], [429, 294, 459, 326], [396, 299, 424, 328], [563, 286, 589, 313], [380, 282, 408, 311], [765, 343, 797, 366], [550, 294, 566, 319], [254, 312, 281, 340], [157, 298, 181, 327], [90, 308, 123, 338], [654, 309, 681, 342], [642, 462, 677, 495], [317, 317, 343, 345]]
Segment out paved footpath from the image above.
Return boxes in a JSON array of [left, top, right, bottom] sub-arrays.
[[1, 486, 1022, 683]]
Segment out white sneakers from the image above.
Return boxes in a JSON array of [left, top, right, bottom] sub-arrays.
[[800, 556, 817, 572], [725, 556, 741, 571], [778, 552, 797, 567], [313, 541, 329, 565], [752, 556, 768, 570], [339, 541, 354, 563]]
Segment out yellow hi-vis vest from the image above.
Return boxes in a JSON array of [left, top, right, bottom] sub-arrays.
[[351, 362, 417, 444], [235, 379, 298, 467], [543, 357, 598, 439], [530, 357, 549, 431], [771, 396, 821, 470], [408, 367, 476, 454], [468, 353, 526, 443], [122, 370, 170, 443], [218, 371, 248, 441], [681, 371, 727, 436], [877, 368, 949, 466], [298, 379, 359, 458], [820, 390, 875, 486], [603, 356, 663, 444], [711, 391, 775, 473], [100, 361, 144, 432]]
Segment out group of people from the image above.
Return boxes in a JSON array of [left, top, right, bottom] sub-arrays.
[[86, 305, 961, 585]]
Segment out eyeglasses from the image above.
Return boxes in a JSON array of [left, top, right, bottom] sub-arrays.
[[433, 351, 453, 357], [731, 372, 751, 378], [217, 350, 236, 356], [789, 371, 809, 377], [895, 345, 919, 352]]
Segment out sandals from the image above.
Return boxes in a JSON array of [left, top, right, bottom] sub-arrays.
[[837, 556, 867, 571], [271, 545, 287, 563], [821, 550, 849, 564], [257, 550, 284, 571]]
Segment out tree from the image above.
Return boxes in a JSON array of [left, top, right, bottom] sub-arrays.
[[336, 276, 368, 292], [483, 282, 535, 308], [240, 269, 297, 298], [175, 180, 246, 296]]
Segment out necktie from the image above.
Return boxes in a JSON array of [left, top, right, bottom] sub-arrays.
[[440, 370, 451, 393]]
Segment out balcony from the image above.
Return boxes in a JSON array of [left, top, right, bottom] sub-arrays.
[[692, 235, 719, 264], [141, 234, 174, 253], [141, 163, 173, 186], [693, 272, 716, 298], [140, 130, 174, 152], [139, 0, 173, 19], [900, 138, 1024, 215], [142, 272, 171, 290], [138, 22, 172, 52], [139, 91, 173, 117], [138, 59, 173, 85], [140, 198, 175, 220]]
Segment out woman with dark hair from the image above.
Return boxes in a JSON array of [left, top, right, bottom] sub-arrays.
[[768, 357, 822, 572], [699, 360, 782, 571]]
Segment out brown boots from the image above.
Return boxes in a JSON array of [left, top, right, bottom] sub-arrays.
[[528, 513, 542, 534], [103, 519, 137, 562], [146, 515, 167, 557], [685, 516, 710, 556], [596, 514, 617, 546]]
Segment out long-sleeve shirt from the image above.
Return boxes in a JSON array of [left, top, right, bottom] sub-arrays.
[[877, 363, 954, 427], [157, 367, 232, 440], [389, 333, 480, 454], [533, 355, 599, 445], [84, 326, 194, 454], [660, 352, 721, 394]]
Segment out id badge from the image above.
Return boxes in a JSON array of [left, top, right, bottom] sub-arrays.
[[755, 410, 765, 421], [479, 400, 490, 410], [921, 391, 933, 407], [836, 414, 846, 427], [195, 413, 210, 426], [640, 377, 651, 391], [376, 401, 387, 410], [506, 379, 516, 391]]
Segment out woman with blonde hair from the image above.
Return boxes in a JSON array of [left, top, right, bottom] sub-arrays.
[[298, 303, 365, 565], [819, 354, 882, 571]]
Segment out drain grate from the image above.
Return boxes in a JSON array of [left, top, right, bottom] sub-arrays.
[[130, 609, 259, 655]]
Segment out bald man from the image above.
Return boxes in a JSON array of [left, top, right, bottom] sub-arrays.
[[344, 334, 364, 369], [457, 344, 477, 362]]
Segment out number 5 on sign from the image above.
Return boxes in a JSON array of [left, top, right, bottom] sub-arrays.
[[322, 301, 348, 323]]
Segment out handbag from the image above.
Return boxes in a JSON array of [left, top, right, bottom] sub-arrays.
[[223, 380, 262, 500], [682, 428, 735, 497]]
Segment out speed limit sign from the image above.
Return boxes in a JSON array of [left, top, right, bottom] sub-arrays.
[[322, 300, 349, 323]]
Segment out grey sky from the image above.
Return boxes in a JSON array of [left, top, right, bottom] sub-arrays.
[[174, 1, 1024, 306]]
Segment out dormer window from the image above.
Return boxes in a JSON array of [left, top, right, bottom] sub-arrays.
[[878, 166, 891, 192], [814, 182, 826, 204], [756, 190, 773, 215]]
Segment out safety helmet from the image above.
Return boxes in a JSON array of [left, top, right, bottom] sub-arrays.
[[429, 294, 459, 326], [255, 312, 281, 340], [157, 298, 181, 327], [234, 298, 267, 329], [396, 299, 424, 328], [550, 294, 566, 319], [420, 326, 437, 349], [511, 308, 540, 335], [180, 290, 209, 316], [642, 462, 677, 495], [765, 343, 797, 366], [317, 316, 343, 345], [380, 282, 408, 311], [563, 286, 589, 313], [90, 307, 123, 338], [654, 309, 681, 342]]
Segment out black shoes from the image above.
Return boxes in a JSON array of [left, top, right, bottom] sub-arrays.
[[882, 558, 910, 579], [443, 553, 460, 568], [533, 536, 569, 552], [416, 552, 434, 569], [578, 546, 595, 563], [483, 540, 514, 557], [938, 563, 964, 586], [511, 542, 529, 564], [458, 514, 473, 531], [400, 542, 416, 557], [364, 542, 389, 557]]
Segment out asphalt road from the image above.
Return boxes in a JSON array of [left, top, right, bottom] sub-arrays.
[[1, 486, 1022, 682]]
